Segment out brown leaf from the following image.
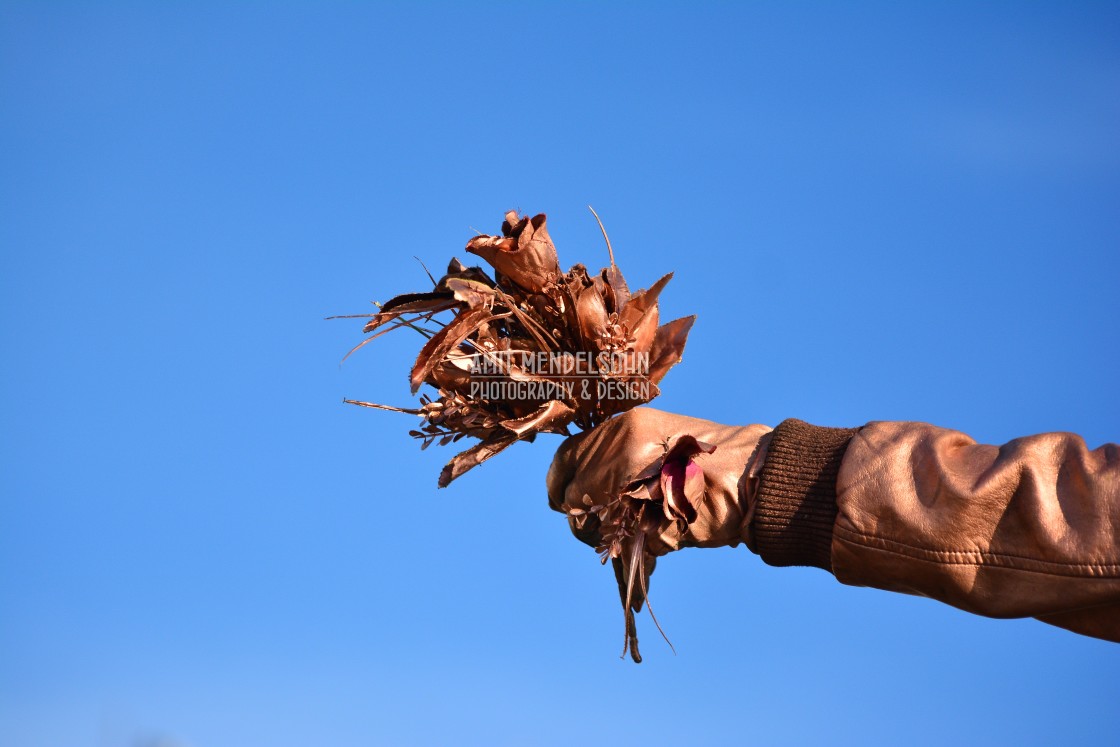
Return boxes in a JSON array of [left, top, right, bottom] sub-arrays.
[[442, 258, 495, 286], [599, 379, 660, 420], [622, 481, 656, 502], [574, 283, 609, 348], [602, 265, 631, 312], [618, 272, 672, 331], [428, 358, 473, 395], [646, 315, 696, 385], [437, 432, 519, 488], [499, 399, 576, 437], [625, 460, 664, 491], [378, 292, 455, 315], [409, 307, 494, 394], [628, 299, 660, 354], [659, 457, 694, 524], [443, 277, 495, 308], [557, 265, 593, 348], [681, 459, 706, 519], [658, 435, 716, 524], [362, 293, 456, 333], [663, 434, 716, 463], [361, 259, 495, 334]]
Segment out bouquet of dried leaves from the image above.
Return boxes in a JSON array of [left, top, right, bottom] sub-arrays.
[[338, 209, 694, 488], [337, 208, 697, 662]]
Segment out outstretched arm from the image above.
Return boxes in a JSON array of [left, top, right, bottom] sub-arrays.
[[822, 419, 1120, 641], [548, 408, 1120, 643]]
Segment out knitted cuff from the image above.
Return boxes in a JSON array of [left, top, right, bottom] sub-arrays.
[[751, 419, 858, 572]]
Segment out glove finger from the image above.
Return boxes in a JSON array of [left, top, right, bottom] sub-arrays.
[[546, 430, 589, 512]]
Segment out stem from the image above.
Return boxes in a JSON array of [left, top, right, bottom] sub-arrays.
[[588, 205, 616, 269]]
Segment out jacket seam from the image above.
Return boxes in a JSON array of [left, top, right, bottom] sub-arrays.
[[834, 524, 1120, 578]]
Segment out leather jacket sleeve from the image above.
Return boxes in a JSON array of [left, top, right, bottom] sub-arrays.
[[747, 419, 1120, 642]]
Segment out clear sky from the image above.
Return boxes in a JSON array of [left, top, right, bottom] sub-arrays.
[[2, 2, 1119, 745]]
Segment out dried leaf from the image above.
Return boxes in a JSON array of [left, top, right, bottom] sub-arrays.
[[428, 359, 473, 395], [618, 272, 673, 331], [437, 433, 519, 488], [647, 315, 696, 385], [664, 434, 716, 463], [681, 459, 705, 518], [658, 435, 716, 524], [574, 284, 609, 348], [628, 299, 660, 354], [440, 258, 495, 287], [602, 265, 630, 312], [659, 457, 694, 524], [363, 294, 456, 333], [409, 307, 494, 394], [444, 277, 495, 308], [499, 399, 576, 437]]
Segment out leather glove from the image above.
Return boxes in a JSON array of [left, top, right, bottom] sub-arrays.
[[546, 407, 771, 660]]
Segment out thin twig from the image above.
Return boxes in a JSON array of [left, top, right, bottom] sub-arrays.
[[343, 399, 422, 415], [639, 549, 676, 655], [495, 289, 558, 352], [340, 315, 437, 365], [588, 205, 616, 269], [414, 256, 438, 287]]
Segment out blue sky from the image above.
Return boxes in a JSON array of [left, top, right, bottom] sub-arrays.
[[1, 2, 1118, 745]]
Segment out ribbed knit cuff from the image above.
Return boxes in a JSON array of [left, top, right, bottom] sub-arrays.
[[751, 419, 858, 572]]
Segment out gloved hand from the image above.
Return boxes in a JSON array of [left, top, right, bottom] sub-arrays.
[[546, 407, 772, 661]]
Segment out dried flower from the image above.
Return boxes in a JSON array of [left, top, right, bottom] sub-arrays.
[[623, 435, 718, 527]]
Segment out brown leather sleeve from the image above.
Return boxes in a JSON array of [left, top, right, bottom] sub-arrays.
[[751, 419, 1120, 642]]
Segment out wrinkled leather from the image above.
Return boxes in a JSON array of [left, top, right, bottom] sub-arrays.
[[548, 408, 1120, 642], [546, 408, 770, 555], [835, 422, 1120, 641]]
